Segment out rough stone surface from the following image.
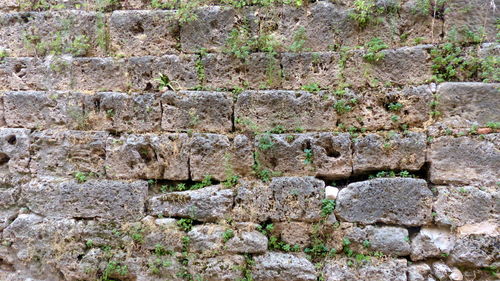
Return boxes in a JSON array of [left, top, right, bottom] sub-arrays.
[[255, 133, 352, 179], [428, 135, 500, 185], [162, 91, 233, 133], [105, 133, 189, 180], [252, 252, 317, 281], [226, 231, 268, 254], [232, 180, 272, 222], [71, 58, 128, 92], [408, 263, 432, 281], [344, 225, 411, 256], [336, 178, 433, 226], [22, 178, 148, 220], [0, 128, 30, 183], [411, 227, 455, 261], [323, 258, 408, 281], [187, 224, 226, 253], [148, 185, 233, 222], [281, 52, 341, 89], [188, 255, 245, 281], [235, 90, 338, 132], [353, 132, 426, 174]]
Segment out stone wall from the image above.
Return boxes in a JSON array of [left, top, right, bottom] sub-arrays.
[[0, 0, 499, 280]]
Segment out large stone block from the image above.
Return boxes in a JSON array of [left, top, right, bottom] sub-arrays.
[[0, 128, 30, 183], [83, 92, 162, 133], [71, 58, 127, 92], [109, 10, 179, 56], [344, 45, 432, 88], [428, 135, 500, 185], [189, 134, 253, 181], [232, 180, 272, 223], [0, 11, 103, 57], [148, 185, 233, 222], [188, 255, 245, 281], [436, 83, 500, 128], [180, 6, 236, 53], [29, 130, 108, 177], [162, 91, 233, 133], [343, 225, 411, 257], [281, 52, 341, 89], [336, 178, 433, 226], [0, 57, 73, 91], [126, 55, 199, 91], [3, 91, 84, 130], [252, 252, 316, 281], [235, 90, 337, 132], [323, 258, 407, 281], [411, 227, 455, 261], [353, 132, 426, 174], [255, 133, 352, 179], [187, 224, 226, 253], [22, 178, 148, 220], [226, 230, 268, 254], [433, 186, 496, 227], [105, 133, 189, 180]]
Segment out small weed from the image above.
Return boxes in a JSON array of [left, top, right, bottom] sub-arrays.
[[177, 218, 193, 232], [155, 73, 174, 91], [74, 171, 89, 183], [301, 83, 321, 93], [288, 26, 309, 52], [222, 229, 235, 242], [303, 149, 313, 165], [387, 102, 403, 111], [321, 199, 335, 217], [363, 37, 388, 63]]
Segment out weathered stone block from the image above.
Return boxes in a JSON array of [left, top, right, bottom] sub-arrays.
[[148, 185, 233, 222], [273, 222, 311, 249], [180, 6, 236, 53], [127, 55, 199, 91], [344, 45, 432, 88], [398, 0, 445, 46], [449, 221, 499, 268], [0, 57, 73, 91], [235, 90, 337, 132], [83, 92, 161, 133], [30, 130, 108, 177], [0, 11, 103, 57], [252, 252, 316, 281], [436, 83, 500, 128], [344, 225, 411, 257], [109, 10, 179, 56], [255, 133, 352, 179], [428, 135, 500, 185], [383, 84, 433, 127], [189, 134, 253, 181], [323, 258, 407, 281], [353, 132, 426, 174], [281, 52, 341, 89], [0, 128, 30, 183], [226, 230, 268, 254], [434, 186, 496, 227], [408, 263, 432, 281], [411, 227, 455, 261], [188, 255, 245, 281], [3, 91, 84, 129], [22, 178, 148, 220], [105, 133, 189, 180], [71, 58, 127, 92], [187, 224, 226, 253], [232, 180, 272, 223], [336, 178, 433, 226], [162, 91, 233, 133]]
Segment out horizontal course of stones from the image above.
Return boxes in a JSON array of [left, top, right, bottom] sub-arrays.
[[1, 0, 499, 281]]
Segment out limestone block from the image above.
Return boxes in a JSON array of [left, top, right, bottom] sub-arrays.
[[323, 258, 407, 281], [411, 227, 455, 261], [0, 128, 30, 182], [252, 252, 316, 281], [344, 225, 411, 256], [226, 231, 268, 254], [281, 52, 342, 89], [232, 180, 273, 223], [187, 224, 226, 253], [188, 255, 245, 281], [71, 58, 127, 92]]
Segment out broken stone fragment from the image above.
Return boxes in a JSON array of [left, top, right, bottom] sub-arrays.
[[325, 186, 339, 200], [411, 227, 455, 261], [336, 178, 433, 226]]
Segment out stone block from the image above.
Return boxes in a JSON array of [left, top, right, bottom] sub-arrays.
[[189, 134, 253, 181], [232, 180, 273, 223], [187, 224, 226, 253], [255, 133, 352, 179], [0, 128, 30, 183], [71, 58, 127, 92], [336, 178, 433, 226], [226, 230, 268, 254], [323, 258, 407, 281], [411, 227, 455, 261], [252, 252, 316, 281], [105, 133, 189, 180], [188, 255, 245, 281], [344, 225, 411, 257], [109, 10, 179, 56], [161, 91, 232, 133], [281, 52, 342, 89]]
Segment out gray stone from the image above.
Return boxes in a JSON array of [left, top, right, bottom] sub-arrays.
[[411, 227, 455, 261], [3, 91, 84, 130], [408, 263, 432, 281], [232, 180, 273, 223], [226, 231, 268, 254], [148, 185, 233, 222], [434, 186, 495, 227], [322, 258, 407, 281], [162, 91, 233, 133], [353, 132, 426, 174], [273, 222, 311, 249], [436, 83, 500, 128], [83, 92, 161, 133], [428, 135, 500, 185], [105, 133, 189, 180], [345, 225, 411, 256], [126, 55, 199, 91], [235, 90, 338, 132], [22, 178, 148, 220], [255, 133, 352, 180], [444, 0, 498, 42], [432, 261, 452, 281], [71, 58, 127, 92], [336, 178, 433, 226], [180, 6, 236, 53], [29, 130, 108, 177], [384, 84, 433, 127], [252, 252, 316, 281], [0, 128, 30, 183], [189, 134, 253, 181], [109, 10, 179, 56], [188, 255, 245, 281], [281, 52, 341, 89], [187, 224, 225, 253]]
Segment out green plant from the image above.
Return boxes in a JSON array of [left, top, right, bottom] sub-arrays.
[[362, 240, 371, 248], [0, 49, 8, 59], [256, 222, 274, 236], [85, 239, 94, 248], [257, 134, 275, 150], [222, 229, 235, 242], [74, 172, 88, 183], [321, 199, 335, 217], [268, 125, 285, 134], [303, 149, 313, 164], [223, 175, 240, 188], [387, 102, 403, 111], [288, 26, 308, 52], [100, 261, 128, 281], [333, 100, 353, 114], [301, 83, 321, 93], [349, 0, 385, 29], [191, 175, 213, 189], [363, 37, 388, 63], [177, 218, 193, 232], [486, 122, 499, 129], [155, 73, 174, 91]]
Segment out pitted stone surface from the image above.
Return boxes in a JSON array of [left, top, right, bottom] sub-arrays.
[[0, 128, 30, 182], [411, 227, 455, 261], [336, 178, 433, 226], [252, 252, 317, 281], [322, 258, 408, 281]]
